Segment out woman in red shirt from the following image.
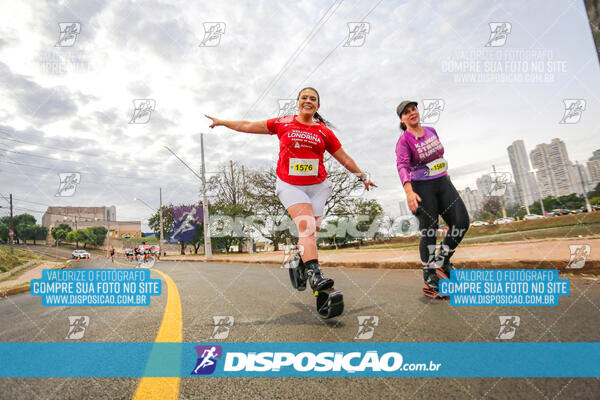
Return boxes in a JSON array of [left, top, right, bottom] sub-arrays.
[[206, 87, 376, 291]]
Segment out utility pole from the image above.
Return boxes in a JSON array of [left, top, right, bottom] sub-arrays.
[[159, 187, 165, 255], [523, 188, 531, 215], [492, 165, 507, 218], [9, 194, 14, 254], [230, 160, 236, 205], [201, 134, 212, 259], [575, 162, 592, 212], [242, 165, 254, 253], [532, 172, 546, 216]]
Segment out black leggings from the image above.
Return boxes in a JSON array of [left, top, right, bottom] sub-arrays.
[[412, 176, 470, 264]]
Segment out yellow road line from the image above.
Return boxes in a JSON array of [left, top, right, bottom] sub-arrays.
[[93, 260, 183, 398], [130, 267, 182, 400]]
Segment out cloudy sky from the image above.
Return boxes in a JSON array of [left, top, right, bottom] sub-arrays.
[[0, 0, 598, 230]]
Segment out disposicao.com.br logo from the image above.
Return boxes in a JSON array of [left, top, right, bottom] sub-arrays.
[[191, 347, 441, 375]]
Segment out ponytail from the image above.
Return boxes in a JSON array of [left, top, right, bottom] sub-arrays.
[[298, 87, 336, 129], [400, 121, 407, 131], [314, 111, 335, 129]]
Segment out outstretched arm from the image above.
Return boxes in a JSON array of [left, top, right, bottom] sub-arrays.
[[205, 114, 270, 134], [331, 148, 377, 191]]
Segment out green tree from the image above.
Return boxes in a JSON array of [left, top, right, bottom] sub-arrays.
[[13, 214, 36, 226], [190, 223, 205, 254], [529, 193, 585, 214], [319, 218, 352, 249], [326, 198, 384, 247], [89, 226, 108, 246], [16, 223, 34, 244], [210, 203, 252, 255], [0, 221, 8, 242], [30, 225, 48, 245], [7, 214, 37, 244], [245, 167, 292, 251], [207, 161, 255, 253], [51, 223, 72, 244], [66, 230, 86, 248], [476, 197, 503, 220], [587, 182, 600, 199], [506, 204, 527, 219], [148, 205, 175, 240]]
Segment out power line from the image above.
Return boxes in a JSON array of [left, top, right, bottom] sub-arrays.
[[0, 157, 150, 184], [0, 151, 220, 182], [0, 130, 99, 157], [242, 0, 345, 118], [0, 160, 144, 187], [10, 205, 142, 222], [287, 0, 386, 98], [0, 146, 81, 163], [2, 193, 149, 221]]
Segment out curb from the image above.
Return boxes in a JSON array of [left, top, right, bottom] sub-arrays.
[[0, 263, 71, 298], [162, 258, 600, 274]]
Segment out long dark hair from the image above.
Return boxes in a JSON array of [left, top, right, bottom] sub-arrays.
[[297, 87, 335, 128]]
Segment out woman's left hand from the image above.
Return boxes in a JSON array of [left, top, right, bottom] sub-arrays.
[[363, 179, 377, 191]]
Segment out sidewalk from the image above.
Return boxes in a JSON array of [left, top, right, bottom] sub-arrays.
[[164, 237, 600, 273], [0, 261, 66, 295]]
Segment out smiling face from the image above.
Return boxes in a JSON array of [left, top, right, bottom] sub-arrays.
[[401, 103, 420, 127], [297, 88, 320, 118]]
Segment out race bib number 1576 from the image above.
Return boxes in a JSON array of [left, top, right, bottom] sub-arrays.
[[289, 158, 319, 176]]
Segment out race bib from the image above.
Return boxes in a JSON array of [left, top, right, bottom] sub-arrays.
[[289, 158, 319, 176], [425, 158, 448, 176]]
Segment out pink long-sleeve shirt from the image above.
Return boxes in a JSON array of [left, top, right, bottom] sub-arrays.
[[395, 126, 447, 185]]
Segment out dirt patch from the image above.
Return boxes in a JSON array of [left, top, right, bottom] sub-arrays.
[[165, 238, 600, 274]]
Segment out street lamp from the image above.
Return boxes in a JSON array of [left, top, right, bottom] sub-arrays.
[[575, 162, 593, 213], [163, 143, 212, 259], [530, 170, 546, 216], [134, 197, 156, 212]]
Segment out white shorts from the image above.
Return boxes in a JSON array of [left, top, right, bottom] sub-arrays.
[[276, 178, 332, 217]]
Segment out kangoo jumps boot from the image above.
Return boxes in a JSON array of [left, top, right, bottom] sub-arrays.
[[288, 252, 308, 291], [305, 259, 334, 292], [437, 244, 456, 278], [422, 262, 448, 299]]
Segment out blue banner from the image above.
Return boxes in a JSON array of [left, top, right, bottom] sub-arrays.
[[439, 269, 569, 306], [30, 269, 161, 306], [169, 205, 202, 242], [0, 342, 598, 377], [169, 220, 198, 243]]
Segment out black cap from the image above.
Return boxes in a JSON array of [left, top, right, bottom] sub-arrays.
[[396, 100, 418, 117]]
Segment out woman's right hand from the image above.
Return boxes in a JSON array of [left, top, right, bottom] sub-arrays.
[[406, 190, 421, 213], [205, 114, 221, 129]]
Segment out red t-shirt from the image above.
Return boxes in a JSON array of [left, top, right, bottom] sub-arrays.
[[267, 115, 342, 185]]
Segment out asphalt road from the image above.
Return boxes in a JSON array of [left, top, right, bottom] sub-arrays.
[[0, 259, 599, 399]]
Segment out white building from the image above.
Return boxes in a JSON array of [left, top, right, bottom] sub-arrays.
[[503, 182, 520, 207], [587, 149, 600, 186], [476, 174, 492, 197], [530, 139, 577, 197], [459, 187, 483, 218], [507, 140, 540, 208], [572, 162, 595, 193]]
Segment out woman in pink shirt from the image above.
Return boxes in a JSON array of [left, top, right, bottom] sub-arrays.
[[395, 100, 469, 298]]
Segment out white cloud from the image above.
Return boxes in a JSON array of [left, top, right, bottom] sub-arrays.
[[0, 0, 598, 227]]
